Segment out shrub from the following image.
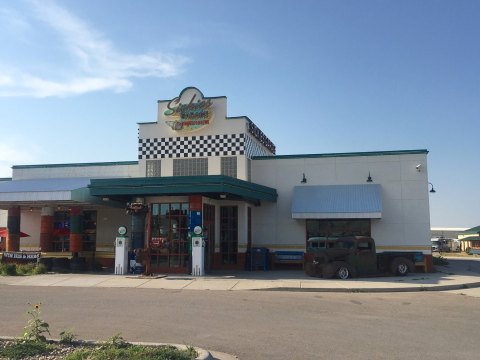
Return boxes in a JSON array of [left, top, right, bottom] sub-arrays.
[[0, 263, 48, 276], [32, 263, 47, 275], [16, 263, 35, 275], [0, 263, 17, 276], [433, 255, 449, 266]]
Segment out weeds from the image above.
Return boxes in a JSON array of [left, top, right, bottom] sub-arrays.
[[22, 303, 50, 343], [59, 328, 77, 344]]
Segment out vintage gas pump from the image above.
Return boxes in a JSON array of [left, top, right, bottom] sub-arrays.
[[190, 211, 205, 276], [114, 226, 129, 275]]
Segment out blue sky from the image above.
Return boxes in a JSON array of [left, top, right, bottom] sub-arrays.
[[0, 0, 478, 228]]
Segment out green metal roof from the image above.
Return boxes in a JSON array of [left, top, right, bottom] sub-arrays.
[[461, 226, 480, 234], [89, 175, 277, 204], [252, 149, 428, 160]]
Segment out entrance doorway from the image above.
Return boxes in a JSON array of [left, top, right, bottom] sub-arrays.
[[203, 204, 215, 271], [149, 202, 189, 273], [220, 205, 238, 267]]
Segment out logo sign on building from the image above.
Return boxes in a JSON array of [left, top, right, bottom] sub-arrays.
[[164, 87, 213, 132]]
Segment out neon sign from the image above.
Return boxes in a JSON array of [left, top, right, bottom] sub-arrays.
[[164, 88, 213, 132]]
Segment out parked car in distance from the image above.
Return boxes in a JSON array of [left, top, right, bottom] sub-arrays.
[[431, 238, 460, 252]]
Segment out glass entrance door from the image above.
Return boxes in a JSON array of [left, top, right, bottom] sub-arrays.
[[220, 206, 238, 266], [203, 204, 215, 270], [149, 202, 189, 273]]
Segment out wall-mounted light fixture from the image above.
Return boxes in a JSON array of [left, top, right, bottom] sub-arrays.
[[429, 182, 436, 193], [301, 173, 307, 184], [366, 172, 373, 183], [219, 194, 227, 199], [416, 164, 422, 172]]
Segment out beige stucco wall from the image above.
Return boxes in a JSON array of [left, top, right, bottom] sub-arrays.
[[250, 153, 431, 253], [12, 163, 140, 180]]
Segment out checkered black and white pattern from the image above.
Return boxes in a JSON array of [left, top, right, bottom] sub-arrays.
[[138, 133, 245, 159]]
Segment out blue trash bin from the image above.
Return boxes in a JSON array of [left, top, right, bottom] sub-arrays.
[[249, 247, 269, 271]]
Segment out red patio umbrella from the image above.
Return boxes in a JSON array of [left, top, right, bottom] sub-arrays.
[[0, 228, 30, 238]]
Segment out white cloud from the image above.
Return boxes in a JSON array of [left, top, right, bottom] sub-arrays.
[[0, 142, 43, 177], [0, 0, 190, 98]]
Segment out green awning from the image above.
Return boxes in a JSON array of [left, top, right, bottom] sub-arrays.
[[89, 175, 277, 204]]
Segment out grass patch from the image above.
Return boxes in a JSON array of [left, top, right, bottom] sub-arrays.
[[0, 340, 56, 360], [0, 339, 198, 360], [65, 343, 197, 360], [65, 334, 197, 360]]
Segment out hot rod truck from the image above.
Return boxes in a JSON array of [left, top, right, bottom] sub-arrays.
[[304, 236, 423, 279]]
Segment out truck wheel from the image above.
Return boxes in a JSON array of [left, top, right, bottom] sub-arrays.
[[391, 257, 414, 276], [334, 262, 355, 280], [337, 266, 350, 279]]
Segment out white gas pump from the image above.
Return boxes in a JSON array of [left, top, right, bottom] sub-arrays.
[[114, 226, 129, 275], [191, 226, 205, 276]]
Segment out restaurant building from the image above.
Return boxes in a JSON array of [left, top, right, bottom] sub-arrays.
[[0, 87, 433, 273]]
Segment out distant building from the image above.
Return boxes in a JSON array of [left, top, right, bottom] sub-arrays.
[[458, 226, 480, 253], [431, 228, 468, 239]]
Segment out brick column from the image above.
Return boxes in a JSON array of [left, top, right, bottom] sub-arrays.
[[69, 207, 83, 253], [40, 207, 54, 252], [189, 195, 202, 212], [6, 206, 21, 251]]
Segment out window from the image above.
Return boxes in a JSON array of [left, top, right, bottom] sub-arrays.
[[82, 211, 97, 252], [357, 241, 372, 252], [52, 210, 97, 252], [146, 160, 161, 177], [220, 206, 238, 264], [173, 158, 208, 176], [306, 219, 371, 246], [221, 157, 237, 178], [53, 211, 70, 251]]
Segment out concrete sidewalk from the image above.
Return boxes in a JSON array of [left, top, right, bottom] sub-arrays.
[[1, 256, 479, 293]]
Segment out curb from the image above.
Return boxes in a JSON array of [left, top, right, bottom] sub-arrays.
[[254, 281, 480, 293]]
